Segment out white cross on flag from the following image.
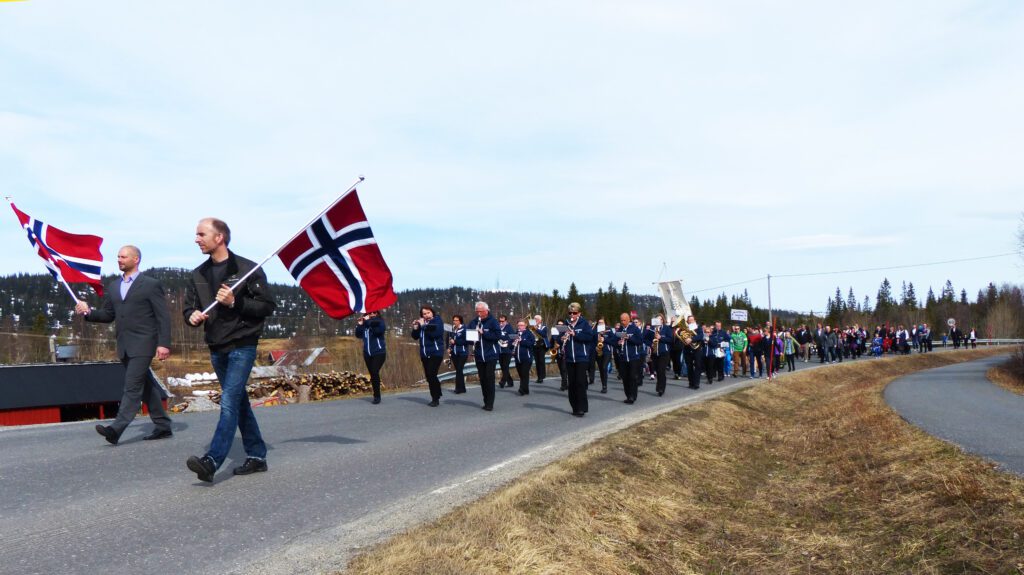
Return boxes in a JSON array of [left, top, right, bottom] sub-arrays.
[[277, 190, 397, 319]]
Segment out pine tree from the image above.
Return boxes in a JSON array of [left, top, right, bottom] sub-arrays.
[[941, 280, 955, 302], [847, 287, 857, 311], [567, 282, 581, 306], [834, 287, 845, 312], [877, 278, 894, 309], [862, 295, 872, 314], [900, 281, 908, 306], [619, 283, 632, 315], [925, 287, 936, 309], [905, 282, 918, 310], [742, 288, 751, 305], [959, 289, 968, 305]]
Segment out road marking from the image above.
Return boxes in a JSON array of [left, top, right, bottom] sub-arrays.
[[430, 444, 555, 495]]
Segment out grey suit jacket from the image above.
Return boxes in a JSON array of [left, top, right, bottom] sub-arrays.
[[86, 273, 172, 358]]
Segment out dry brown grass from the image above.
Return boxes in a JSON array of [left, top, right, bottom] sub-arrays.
[[988, 365, 1024, 396], [342, 348, 1024, 575]]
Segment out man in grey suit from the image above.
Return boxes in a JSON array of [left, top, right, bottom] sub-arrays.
[[76, 245, 173, 445]]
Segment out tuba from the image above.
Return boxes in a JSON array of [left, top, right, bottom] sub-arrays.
[[674, 318, 701, 350]]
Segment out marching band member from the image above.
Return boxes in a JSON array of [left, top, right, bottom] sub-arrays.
[[532, 314, 549, 383], [680, 314, 705, 389], [448, 314, 469, 394], [467, 301, 502, 411], [618, 312, 644, 404], [650, 313, 675, 396], [355, 311, 387, 404], [411, 306, 445, 407], [562, 302, 594, 417], [593, 317, 612, 393], [513, 319, 536, 396], [497, 315, 515, 388], [554, 320, 569, 391]]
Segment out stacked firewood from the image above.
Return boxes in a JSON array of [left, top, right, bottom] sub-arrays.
[[248, 371, 373, 402]]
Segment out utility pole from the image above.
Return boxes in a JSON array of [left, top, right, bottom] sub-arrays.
[[767, 274, 773, 326]]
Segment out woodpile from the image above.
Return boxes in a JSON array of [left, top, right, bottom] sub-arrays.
[[248, 371, 373, 403]]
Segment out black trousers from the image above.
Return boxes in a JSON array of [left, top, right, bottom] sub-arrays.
[[516, 358, 532, 394], [534, 347, 547, 381], [670, 347, 683, 376], [623, 359, 643, 401], [452, 355, 468, 392], [587, 356, 596, 385], [557, 355, 567, 387], [498, 353, 513, 387], [475, 358, 497, 408], [653, 353, 670, 393], [566, 361, 589, 414], [363, 353, 386, 398], [683, 348, 701, 388], [421, 356, 443, 401], [597, 351, 612, 388], [112, 354, 171, 434]]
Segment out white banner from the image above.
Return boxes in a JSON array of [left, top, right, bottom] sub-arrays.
[[657, 280, 692, 323], [730, 308, 749, 322]]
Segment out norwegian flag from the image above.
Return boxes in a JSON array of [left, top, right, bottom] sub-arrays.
[[10, 202, 105, 297], [277, 190, 396, 319]]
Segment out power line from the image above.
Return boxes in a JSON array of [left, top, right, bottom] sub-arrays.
[[683, 251, 1020, 296], [772, 251, 1021, 279]]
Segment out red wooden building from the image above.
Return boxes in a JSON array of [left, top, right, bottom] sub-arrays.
[[0, 362, 168, 427]]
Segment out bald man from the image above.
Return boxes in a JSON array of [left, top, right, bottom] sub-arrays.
[[76, 245, 173, 445]]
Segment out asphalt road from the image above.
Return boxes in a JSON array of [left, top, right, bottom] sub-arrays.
[[0, 357, 822, 575], [885, 354, 1024, 476]]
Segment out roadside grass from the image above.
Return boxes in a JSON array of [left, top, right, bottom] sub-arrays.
[[988, 346, 1024, 396], [342, 348, 1024, 575]]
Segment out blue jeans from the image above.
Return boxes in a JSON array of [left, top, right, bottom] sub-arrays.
[[207, 346, 266, 467]]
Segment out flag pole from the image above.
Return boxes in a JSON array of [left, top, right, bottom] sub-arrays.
[[200, 175, 365, 315], [6, 196, 81, 304]]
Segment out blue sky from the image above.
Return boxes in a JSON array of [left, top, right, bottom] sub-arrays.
[[2, 1, 1022, 313]]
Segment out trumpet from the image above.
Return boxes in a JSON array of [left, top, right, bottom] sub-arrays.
[[652, 327, 661, 356]]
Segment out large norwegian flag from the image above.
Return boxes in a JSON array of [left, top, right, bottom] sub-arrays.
[[10, 202, 105, 297], [277, 190, 396, 319]]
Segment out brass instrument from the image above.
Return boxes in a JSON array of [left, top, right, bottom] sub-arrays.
[[596, 333, 605, 358], [674, 317, 701, 350], [652, 326, 661, 356]]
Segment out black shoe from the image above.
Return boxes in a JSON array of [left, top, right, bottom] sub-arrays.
[[559, 386, 568, 391], [657, 391, 664, 397], [372, 396, 381, 404], [482, 405, 493, 411], [143, 429, 173, 441], [232, 457, 268, 476], [186, 455, 216, 483], [624, 399, 634, 404], [572, 411, 584, 417], [518, 390, 528, 396], [535, 379, 543, 384], [454, 389, 466, 394], [428, 400, 439, 407], [601, 387, 607, 394], [95, 424, 119, 445]]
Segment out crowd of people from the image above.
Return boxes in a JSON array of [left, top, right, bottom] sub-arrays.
[[356, 304, 986, 420]]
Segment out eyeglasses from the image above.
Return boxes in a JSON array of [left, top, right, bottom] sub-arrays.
[[570, 311, 580, 315]]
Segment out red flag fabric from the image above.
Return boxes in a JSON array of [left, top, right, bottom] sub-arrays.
[[277, 190, 397, 319], [10, 203, 105, 297]]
